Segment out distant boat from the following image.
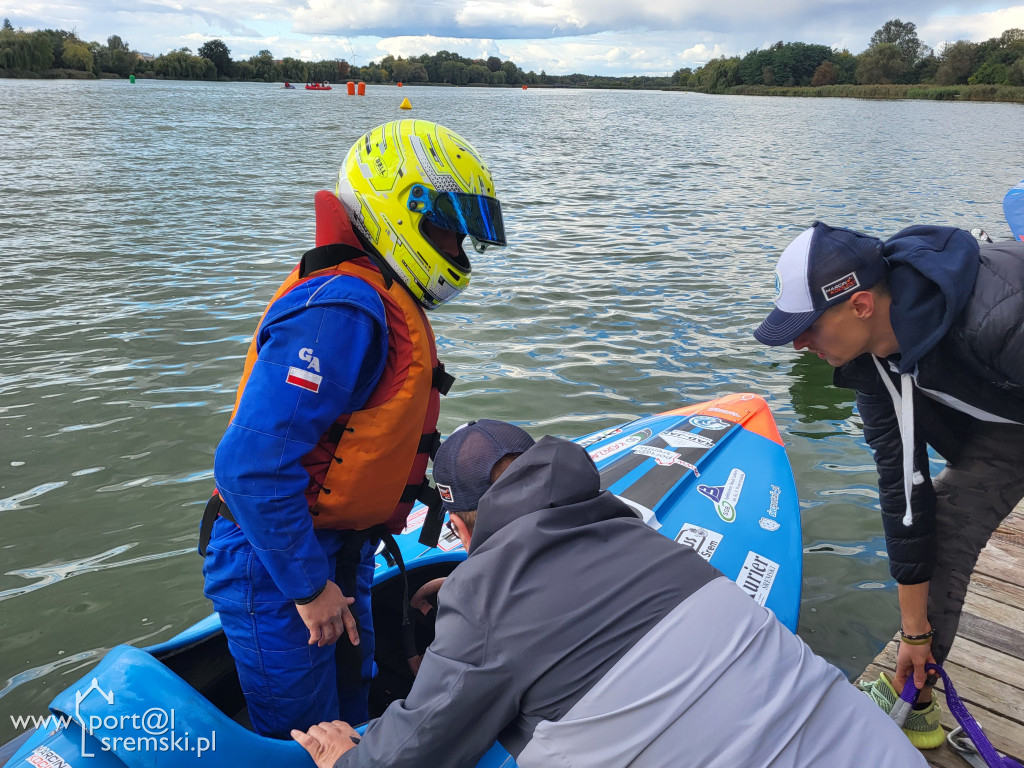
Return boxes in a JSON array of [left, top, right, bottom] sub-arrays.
[[305, 82, 332, 91], [282, 82, 296, 89]]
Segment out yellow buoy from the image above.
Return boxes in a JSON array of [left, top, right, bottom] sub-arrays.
[[399, 97, 412, 110]]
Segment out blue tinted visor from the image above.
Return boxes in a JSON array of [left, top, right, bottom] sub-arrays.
[[407, 184, 506, 247]]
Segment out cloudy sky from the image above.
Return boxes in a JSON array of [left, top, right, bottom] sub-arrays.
[[7, 0, 1024, 75]]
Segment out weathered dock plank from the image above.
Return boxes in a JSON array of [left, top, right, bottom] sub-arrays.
[[855, 505, 1024, 767]]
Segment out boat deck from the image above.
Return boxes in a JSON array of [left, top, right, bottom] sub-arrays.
[[855, 503, 1024, 767]]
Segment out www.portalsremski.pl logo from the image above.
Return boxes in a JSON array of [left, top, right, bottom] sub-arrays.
[[10, 678, 217, 759]]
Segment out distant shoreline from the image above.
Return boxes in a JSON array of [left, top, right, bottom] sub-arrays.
[[4, 72, 1024, 104]]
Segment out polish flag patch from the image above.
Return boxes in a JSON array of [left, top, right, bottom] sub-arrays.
[[286, 366, 322, 393]]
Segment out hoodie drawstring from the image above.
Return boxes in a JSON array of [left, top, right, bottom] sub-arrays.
[[871, 356, 920, 527]]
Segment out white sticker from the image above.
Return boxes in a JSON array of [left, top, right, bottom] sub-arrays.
[[577, 426, 622, 448], [588, 428, 652, 462], [697, 468, 745, 523], [632, 445, 700, 474], [688, 415, 729, 431], [766, 484, 781, 518], [659, 430, 714, 450], [759, 517, 780, 532], [736, 551, 779, 606], [674, 523, 723, 562], [706, 406, 741, 419], [401, 506, 427, 534]]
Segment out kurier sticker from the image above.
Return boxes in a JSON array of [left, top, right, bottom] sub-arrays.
[[588, 428, 652, 462], [736, 551, 779, 606], [697, 468, 745, 523], [674, 523, 723, 562]]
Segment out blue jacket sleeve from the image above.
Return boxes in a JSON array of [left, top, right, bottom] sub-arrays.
[[213, 275, 387, 601]]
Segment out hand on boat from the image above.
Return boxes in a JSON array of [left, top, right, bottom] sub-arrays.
[[292, 720, 361, 766], [296, 580, 360, 647]]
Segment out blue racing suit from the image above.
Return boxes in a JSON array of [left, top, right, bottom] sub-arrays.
[[203, 272, 388, 738]]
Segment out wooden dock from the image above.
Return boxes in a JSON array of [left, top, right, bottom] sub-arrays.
[[856, 504, 1024, 767]]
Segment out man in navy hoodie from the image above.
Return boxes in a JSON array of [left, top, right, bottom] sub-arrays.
[[753, 221, 1024, 748]]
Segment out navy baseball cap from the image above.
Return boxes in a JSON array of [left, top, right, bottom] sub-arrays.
[[433, 420, 535, 512], [754, 221, 887, 346]]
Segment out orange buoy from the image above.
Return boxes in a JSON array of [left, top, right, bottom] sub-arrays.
[[522, 84, 528, 90], [357, 81, 366, 95], [399, 97, 412, 110], [396, 81, 403, 87], [346, 81, 355, 95]]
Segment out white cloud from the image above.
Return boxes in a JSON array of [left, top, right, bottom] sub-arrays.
[[920, 4, 1024, 51], [6, 0, 1024, 74]]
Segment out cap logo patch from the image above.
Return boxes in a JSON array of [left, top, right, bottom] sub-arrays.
[[773, 272, 782, 304], [437, 483, 454, 503], [821, 272, 860, 301]]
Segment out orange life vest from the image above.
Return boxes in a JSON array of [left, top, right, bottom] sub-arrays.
[[226, 248, 447, 534]]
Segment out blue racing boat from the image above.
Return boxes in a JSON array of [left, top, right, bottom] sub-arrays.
[[0, 393, 801, 768]]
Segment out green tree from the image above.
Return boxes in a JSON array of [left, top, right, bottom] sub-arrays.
[[811, 60, 836, 86], [695, 56, 740, 93], [934, 40, 978, 85], [671, 66, 692, 86], [62, 38, 93, 70], [249, 49, 273, 81], [500, 60, 522, 84], [2, 18, 13, 31], [485, 55, 501, 71], [467, 63, 490, 83], [101, 34, 134, 76], [856, 42, 907, 84], [1008, 56, 1024, 86], [968, 60, 1008, 84], [870, 18, 927, 67], [831, 49, 858, 84], [197, 38, 231, 78]]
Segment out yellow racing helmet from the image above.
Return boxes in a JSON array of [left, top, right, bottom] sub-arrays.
[[336, 120, 506, 309]]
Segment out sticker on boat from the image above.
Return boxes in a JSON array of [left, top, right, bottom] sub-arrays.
[[587, 428, 652, 462], [736, 551, 779, 606], [674, 523, 723, 562]]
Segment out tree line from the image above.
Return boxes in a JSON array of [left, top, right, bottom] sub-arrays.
[[2, 17, 1023, 93], [678, 20, 1024, 93]]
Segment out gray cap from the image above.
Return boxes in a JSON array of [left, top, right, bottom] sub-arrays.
[[433, 420, 535, 512]]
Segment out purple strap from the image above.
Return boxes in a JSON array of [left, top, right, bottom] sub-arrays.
[[921, 663, 1024, 768]]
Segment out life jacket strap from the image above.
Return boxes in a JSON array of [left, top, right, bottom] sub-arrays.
[[415, 481, 445, 549], [432, 363, 455, 395], [299, 243, 394, 289], [197, 492, 235, 556]]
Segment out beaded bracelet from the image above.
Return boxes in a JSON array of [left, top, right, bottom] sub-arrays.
[[899, 628, 934, 645]]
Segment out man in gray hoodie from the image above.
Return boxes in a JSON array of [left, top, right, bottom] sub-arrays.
[[753, 221, 1024, 748], [294, 419, 928, 767]]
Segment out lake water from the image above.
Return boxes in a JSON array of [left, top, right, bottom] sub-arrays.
[[1, 79, 1022, 739]]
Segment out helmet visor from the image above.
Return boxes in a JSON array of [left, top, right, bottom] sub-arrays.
[[408, 185, 506, 247]]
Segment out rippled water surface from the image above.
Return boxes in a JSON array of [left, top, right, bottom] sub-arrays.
[[1, 79, 1022, 736]]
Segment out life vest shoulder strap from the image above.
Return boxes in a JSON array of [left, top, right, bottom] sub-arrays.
[[299, 243, 394, 289]]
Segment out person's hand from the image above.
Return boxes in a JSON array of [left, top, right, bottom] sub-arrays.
[[410, 577, 446, 615], [295, 580, 359, 648], [291, 720, 360, 767], [894, 638, 936, 694]]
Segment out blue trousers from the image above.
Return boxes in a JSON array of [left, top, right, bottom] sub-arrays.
[[203, 517, 377, 738]]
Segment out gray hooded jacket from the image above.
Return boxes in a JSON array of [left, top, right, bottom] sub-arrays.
[[339, 437, 926, 768]]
